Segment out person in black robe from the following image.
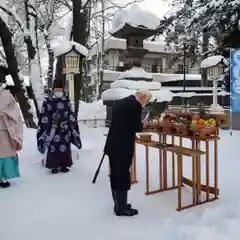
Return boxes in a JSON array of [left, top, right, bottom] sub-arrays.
[[104, 91, 152, 216], [37, 80, 82, 174]]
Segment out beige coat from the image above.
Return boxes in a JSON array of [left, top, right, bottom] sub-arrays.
[[0, 90, 23, 158]]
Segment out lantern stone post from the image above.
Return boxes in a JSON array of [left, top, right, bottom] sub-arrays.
[[102, 5, 160, 125]]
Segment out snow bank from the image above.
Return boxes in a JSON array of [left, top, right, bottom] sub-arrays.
[[119, 67, 153, 80], [110, 79, 161, 90], [200, 55, 224, 68], [110, 4, 160, 34], [78, 100, 106, 120], [53, 40, 88, 57]]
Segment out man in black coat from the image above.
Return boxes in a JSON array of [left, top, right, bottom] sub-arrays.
[[104, 91, 152, 217]]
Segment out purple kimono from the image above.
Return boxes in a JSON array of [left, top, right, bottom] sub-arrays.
[[37, 95, 82, 169]]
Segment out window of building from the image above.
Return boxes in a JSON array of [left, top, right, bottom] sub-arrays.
[[104, 59, 109, 68], [151, 65, 157, 73], [177, 64, 189, 74]]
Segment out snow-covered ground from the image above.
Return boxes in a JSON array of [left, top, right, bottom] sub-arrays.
[[1, 126, 240, 240]]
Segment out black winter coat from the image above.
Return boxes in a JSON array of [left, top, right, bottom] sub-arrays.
[[104, 95, 143, 168]]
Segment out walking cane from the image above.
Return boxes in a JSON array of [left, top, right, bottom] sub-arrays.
[[92, 153, 106, 184]]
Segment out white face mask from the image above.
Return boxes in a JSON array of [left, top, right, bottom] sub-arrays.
[[55, 92, 63, 98]]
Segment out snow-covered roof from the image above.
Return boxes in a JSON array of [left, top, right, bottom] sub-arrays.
[[90, 68, 202, 82], [102, 76, 173, 102], [110, 4, 160, 35], [89, 38, 169, 56], [200, 55, 224, 69], [152, 73, 201, 82], [174, 92, 196, 98], [101, 87, 173, 102], [102, 88, 135, 101], [118, 67, 152, 80], [53, 40, 88, 57], [6, 75, 30, 86], [111, 79, 161, 90]]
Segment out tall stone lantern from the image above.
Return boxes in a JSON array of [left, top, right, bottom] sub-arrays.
[[103, 5, 160, 125], [110, 5, 159, 73]]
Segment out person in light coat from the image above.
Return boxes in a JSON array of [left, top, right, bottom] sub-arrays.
[[0, 80, 23, 188]]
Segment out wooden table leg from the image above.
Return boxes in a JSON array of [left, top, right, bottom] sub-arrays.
[[159, 134, 163, 190], [192, 140, 196, 205], [214, 139, 219, 199], [172, 135, 176, 187], [145, 145, 150, 194], [206, 141, 210, 201], [177, 154, 183, 211], [163, 135, 168, 189], [196, 140, 201, 203], [131, 145, 137, 184]]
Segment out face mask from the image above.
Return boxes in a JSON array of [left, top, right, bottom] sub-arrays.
[[55, 92, 63, 98]]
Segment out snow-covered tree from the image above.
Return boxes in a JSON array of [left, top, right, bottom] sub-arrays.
[[155, 0, 240, 88], [0, 2, 37, 127]]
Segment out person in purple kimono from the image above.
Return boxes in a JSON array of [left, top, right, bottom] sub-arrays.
[[37, 81, 82, 174]]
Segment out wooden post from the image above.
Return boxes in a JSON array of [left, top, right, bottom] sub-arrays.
[[131, 145, 137, 184], [177, 154, 183, 211], [206, 141, 210, 201], [196, 140, 201, 203], [163, 134, 168, 189], [159, 134, 163, 190], [172, 135, 176, 187], [192, 140, 196, 205], [214, 139, 218, 199], [145, 145, 150, 194]]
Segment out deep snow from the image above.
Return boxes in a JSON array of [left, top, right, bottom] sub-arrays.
[[1, 125, 240, 240]]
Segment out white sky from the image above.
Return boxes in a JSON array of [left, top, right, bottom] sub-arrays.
[[139, 0, 171, 18]]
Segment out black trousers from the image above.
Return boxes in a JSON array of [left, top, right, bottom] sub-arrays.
[[109, 155, 131, 191]]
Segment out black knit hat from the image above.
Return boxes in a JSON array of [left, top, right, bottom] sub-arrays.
[[53, 74, 64, 88]]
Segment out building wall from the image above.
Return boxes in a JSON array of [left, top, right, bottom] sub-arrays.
[[89, 42, 224, 93], [92, 49, 222, 78]]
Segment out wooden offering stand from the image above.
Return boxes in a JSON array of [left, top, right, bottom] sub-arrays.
[[132, 111, 220, 211]]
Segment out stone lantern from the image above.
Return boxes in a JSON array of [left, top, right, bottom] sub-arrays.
[[110, 5, 159, 71], [54, 41, 88, 112], [102, 5, 162, 125]]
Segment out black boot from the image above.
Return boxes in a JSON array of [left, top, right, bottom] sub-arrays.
[[111, 188, 132, 213], [115, 191, 138, 217], [0, 181, 10, 188], [51, 169, 59, 174], [60, 167, 69, 173]]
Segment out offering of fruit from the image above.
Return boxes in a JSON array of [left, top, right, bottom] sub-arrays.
[[204, 118, 216, 127], [150, 119, 159, 127], [198, 119, 205, 127]]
